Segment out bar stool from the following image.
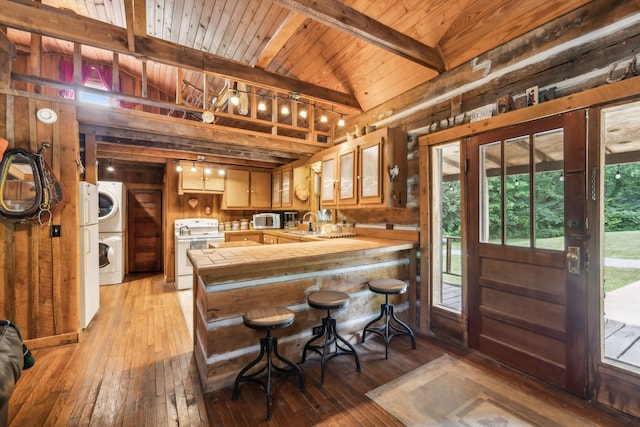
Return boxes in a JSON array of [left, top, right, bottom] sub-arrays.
[[232, 307, 305, 420], [301, 290, 361, 384], [361, 278, 416, 359]]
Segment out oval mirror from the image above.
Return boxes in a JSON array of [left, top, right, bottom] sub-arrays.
[[0, 149, 42, 219]]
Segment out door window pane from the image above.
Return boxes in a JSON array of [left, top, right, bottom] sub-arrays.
[[505, 136, 531, 247], [480, 142, 502, 243], [533, 129, 565, 250]]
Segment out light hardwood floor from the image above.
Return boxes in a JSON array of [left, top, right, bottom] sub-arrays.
[[8, 274, 637, 426]]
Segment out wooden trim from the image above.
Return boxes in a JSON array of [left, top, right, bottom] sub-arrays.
[[24, 332, 79, 350], [419, 75, 640, 147]]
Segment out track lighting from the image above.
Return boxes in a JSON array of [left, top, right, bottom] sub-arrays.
[[204, 165, 212, 175], [281, 103, 290, 115], [299, 107, 308, 118], [320, 111, 328, 123], [615, 166, 621, 179], [107, 159, 115, 172], [338, 115, 345, 127], [176, 162, 183, 172], [190, 162, 197, 173], [218, 167, 226, 176]]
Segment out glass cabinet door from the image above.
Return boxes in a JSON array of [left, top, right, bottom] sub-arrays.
[[338, 148, 357, 205], [272, 169, 282, 206], [321, 153, 337, 207], [358, 138, 383, 204]]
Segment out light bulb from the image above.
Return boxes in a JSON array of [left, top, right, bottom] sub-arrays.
[[299, 107, 307, 118], [106, 159, 115, 172], [338, 116, 345, 127], [281, 104, 290, 115], [190, 162, 197, 173], [230, 91, 239, 106], [204, 165, 212, 175], [176, 163, 183, 172], [258, 98, 267, 111], [218, 168, 226, 176], [615, 167, 621, 179], [320, 112, 328, 123]]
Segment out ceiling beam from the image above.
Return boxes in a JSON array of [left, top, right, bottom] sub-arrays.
[[271, 0, 446, 73], [255, 11, 308, 69], [0, 0, 361, 111]]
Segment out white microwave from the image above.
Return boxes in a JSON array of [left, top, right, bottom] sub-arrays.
[[253, 212, 282, 229]]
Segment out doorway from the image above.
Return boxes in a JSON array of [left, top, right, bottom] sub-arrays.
[[127, 189, 163, 273], [466, 112, 588, 396]]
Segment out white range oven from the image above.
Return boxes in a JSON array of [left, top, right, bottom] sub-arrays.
[[174, 218, 224, 290]]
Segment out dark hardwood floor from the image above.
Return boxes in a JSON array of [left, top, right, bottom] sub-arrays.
[[8, 274, 638, 426]]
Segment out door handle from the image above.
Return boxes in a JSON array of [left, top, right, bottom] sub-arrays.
[[567, 246, 580, 274]]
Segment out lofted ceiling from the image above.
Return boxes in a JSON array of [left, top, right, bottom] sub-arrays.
[[2, 0, 594, 168]]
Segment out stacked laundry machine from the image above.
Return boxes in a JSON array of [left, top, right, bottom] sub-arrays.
[[98, 181, 126, 285]]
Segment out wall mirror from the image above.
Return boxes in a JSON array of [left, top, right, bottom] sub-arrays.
[[0, 149, 42, 219]]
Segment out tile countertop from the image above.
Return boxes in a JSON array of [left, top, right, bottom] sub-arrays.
[[187, 237, 417, 275]]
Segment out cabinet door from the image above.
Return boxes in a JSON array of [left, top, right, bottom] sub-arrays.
[[321, 153, 337, 207], [338, 147, 357, 205], [250, 171, 272, 209], [272, 170, 282, 207], [180, 164, 205, 191], [358, 138, 383, 204], [225, 169, 251, 208], [281, 167, 292, 207], [203, 169, 225, 192]]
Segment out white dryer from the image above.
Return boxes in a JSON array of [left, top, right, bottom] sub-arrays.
[[98, 181, 126, 233], [99, 232, 124, 285]]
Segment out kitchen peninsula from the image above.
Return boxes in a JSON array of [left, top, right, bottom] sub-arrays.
[[187, 234, 418, 393]]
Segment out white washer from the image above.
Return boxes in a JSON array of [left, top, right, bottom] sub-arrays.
[[98, 181, 126, 233], [99, 232, 124, 285]]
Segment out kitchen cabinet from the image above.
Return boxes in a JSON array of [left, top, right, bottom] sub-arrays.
[[271, 166, 292, 208], [178, 161, 225, 195], [221, 169, 271, 209], [320, 127, 407, 208], [226, 232, 263, 243], [263, 233, 278, 245]]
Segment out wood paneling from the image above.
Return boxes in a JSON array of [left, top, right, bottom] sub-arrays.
[[0, 94, 80, 344]]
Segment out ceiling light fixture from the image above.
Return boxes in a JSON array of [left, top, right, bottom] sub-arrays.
[[281, 103, 290, 115], [299, 107, 308, 119], [615, 166, 621, 179], [176, 162, 183, 172], [218, 167, 226, 176], [190, 162, 197, 173], [107, 159, 115, 172], [320, 111, 328, 123], [338, 115, 345, 127]]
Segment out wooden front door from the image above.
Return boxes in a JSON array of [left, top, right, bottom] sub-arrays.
[[467, 111, 588, 396], [127, 189, 162, 273]]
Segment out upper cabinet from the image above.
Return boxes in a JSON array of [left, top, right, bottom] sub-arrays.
[[271, 166, 292, 209], [221, 169, 271, 209], [178, 161, 225, 195], [320, 127, 407, 209]]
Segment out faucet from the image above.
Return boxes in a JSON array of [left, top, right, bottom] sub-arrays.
[[302, 212, 318, 231]]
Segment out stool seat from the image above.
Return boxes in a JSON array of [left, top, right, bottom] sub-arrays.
[[362, 278, 416, 359], [307, 290, 350, 310], [243, 307, 295, 329], [232, 306, 304, 420], [368, 278, 407, 295], [301, 290, 360, 383]]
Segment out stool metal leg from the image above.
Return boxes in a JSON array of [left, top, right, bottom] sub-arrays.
[[301, 310, 360, 384], [232, 330, 305, 420], [361, 295, 416, 359]]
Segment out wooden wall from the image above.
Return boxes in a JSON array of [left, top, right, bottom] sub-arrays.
[[0, 93, 80, 348]]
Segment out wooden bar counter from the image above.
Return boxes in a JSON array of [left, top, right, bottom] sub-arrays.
[[187, 236, 418, 393]]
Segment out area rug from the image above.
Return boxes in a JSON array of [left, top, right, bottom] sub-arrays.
[[366, 354, 597, 426]]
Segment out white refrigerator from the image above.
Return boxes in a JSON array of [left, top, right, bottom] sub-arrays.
[[79, 181, 100, 328]]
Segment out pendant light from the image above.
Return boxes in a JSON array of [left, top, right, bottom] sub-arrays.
[[176, 162, 183, 172], [106, 159, 115, 172], [190, 162, 197, 173], [258, 97, 267, 111], [338, 115, 345, 127]]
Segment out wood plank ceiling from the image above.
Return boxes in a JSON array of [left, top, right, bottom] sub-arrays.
[[2, 0, 592, 168]]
